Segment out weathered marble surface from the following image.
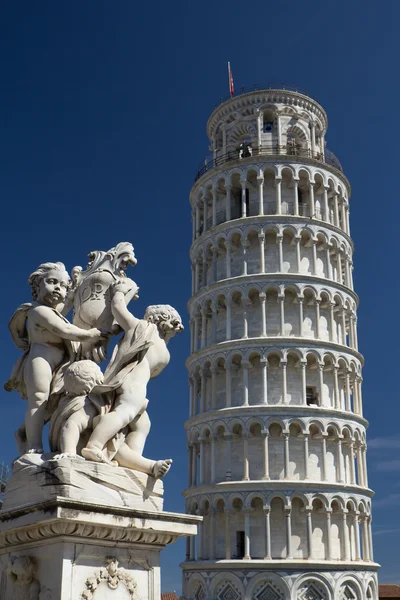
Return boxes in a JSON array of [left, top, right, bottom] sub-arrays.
[[2, 453, 163, 512], [0, 496, 200, 600]]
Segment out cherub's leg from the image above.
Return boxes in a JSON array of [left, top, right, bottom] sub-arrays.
[[114, 412, 172, 478], [59, 402, 97, 455], [24, 356, 52, 453], [125, 410, 151, 455], [82, 362, 149, 462]]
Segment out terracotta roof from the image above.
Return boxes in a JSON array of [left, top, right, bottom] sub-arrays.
[[379, 585, 400, 598], [161, 593, 179, 600]]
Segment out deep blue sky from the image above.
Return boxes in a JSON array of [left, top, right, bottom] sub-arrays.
[[0, 0, 398, 591]]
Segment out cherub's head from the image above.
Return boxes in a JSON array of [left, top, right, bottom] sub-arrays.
[[8, 556, 36, 585], [64, 360, 104, 396], [28, 262, 70, 308], [144, 305, 184, 340]]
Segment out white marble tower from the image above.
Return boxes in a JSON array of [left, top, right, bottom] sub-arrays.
[[182, 86, 379, 600]]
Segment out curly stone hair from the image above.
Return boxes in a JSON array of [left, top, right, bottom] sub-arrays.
[[144, 304, 184, 333], [28, 261, 70, 301], [64, 360, 104, 395]]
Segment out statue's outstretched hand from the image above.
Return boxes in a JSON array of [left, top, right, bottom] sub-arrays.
[[112, 278, 139, 299]]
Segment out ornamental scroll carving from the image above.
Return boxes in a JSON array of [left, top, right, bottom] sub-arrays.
[[81, 557, 137, 599]]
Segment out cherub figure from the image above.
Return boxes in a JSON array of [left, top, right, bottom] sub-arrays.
[[49, 359, 172, 478], [6, 556, 40, 600], [81, 280, 183, 478], [4, 262, 106, 454]]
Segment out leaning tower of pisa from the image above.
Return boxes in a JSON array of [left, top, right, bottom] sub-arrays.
[[182, 86, 379, 600]]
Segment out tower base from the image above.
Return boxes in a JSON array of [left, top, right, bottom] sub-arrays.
[[181, 562, 380, 600]]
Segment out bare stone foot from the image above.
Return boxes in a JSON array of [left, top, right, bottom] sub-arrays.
[[81, 445, 111, 464], [152, 459, 172, 479]]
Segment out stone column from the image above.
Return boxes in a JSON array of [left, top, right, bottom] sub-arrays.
[[285, 508, 293, 558], [257, 176, 264, 215], [275, 177, 282, 214], [260, 292, 267, 336], [301, 360, 307, 405], [242, 360, 250, 406], [326, 244, 333, 279], [191, 442, 197, 486], [211, 246, 217, 284], [192, 210, 196, 242], [210, 366, 217, 410], [368, 517, 374, 562], [318, 363, 325, 406], [306, 508, 313, 558], [261, 357, 268, 404], [256, 110, 262, 147], [293, 179, 299, 215], [244, 509, 251, 559], [200, 370, 206, 412], [264, 508, 271, 559], [262, 429, 270, 480], [309, 181, 315, 217], [225, 509, 232, 559], [242, 301, 249, 339], [334, 193, 340, 227], [312, 239, 318, 275], [225, 184, 232, 221], [225, 362, 232, 407], [304, 434, 310, 479], [211, 302, 217, 345], [241, 179, 247, 217], [283, 432, 290, 479], [323, 186, 329, 222], [195, 203, 200, 238], [281, 360, 288, 404], [326, 509, 332, 560], [345, 371, 351, 412], [279, 294, 285, 335], [209, 509, 216, 559], [225, 240, 231, 278], [349, 441, 356, 485], [197, 511, 204, 559], [295, 236, 301, 272], [210, 436, 216, 484], [203, 197, 208, 233], [242, 239, 249, 276], [298, 296, 304, 336], [362, 445, 369, 488], [199, 437, 205, 484], [225, 296, 232, 340], [277, 235, 284, 271], [310, 121, 316, 153], [200, 308, 207, 349], [242, 434, 250, 480], [354, 513, 361, 561], [212, 188, 217, 227], [315, 299, 321, 339], [258, 233, 265, 273], [333, 365, 340, 409], [194, 260, 200, 294], [330, 302, 336, 342], [224, 434, 232, 480], [337, 251, 343, 284], [343, 510, 350, 561], [321, 434, 328, 481], [337, 436, 345, 483]]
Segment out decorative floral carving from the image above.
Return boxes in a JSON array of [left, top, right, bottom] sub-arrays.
[[81, 557, 137, 599]]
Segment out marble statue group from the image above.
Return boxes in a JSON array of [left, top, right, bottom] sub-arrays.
[[4, 242, 183, 479]]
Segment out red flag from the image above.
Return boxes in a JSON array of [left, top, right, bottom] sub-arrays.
[[228, 62, 234, 97]]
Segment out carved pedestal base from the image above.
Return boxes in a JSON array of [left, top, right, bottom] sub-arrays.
[[0, 480, 199, 599]]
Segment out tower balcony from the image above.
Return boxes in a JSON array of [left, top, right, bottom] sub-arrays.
[[195, 145, 342, 184]]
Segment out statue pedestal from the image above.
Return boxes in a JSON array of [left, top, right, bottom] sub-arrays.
[[0, 456, 199, 599]]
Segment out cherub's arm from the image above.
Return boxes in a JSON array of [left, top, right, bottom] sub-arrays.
[[111, 291, 140, 332], [33, 306, 102, 341]]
